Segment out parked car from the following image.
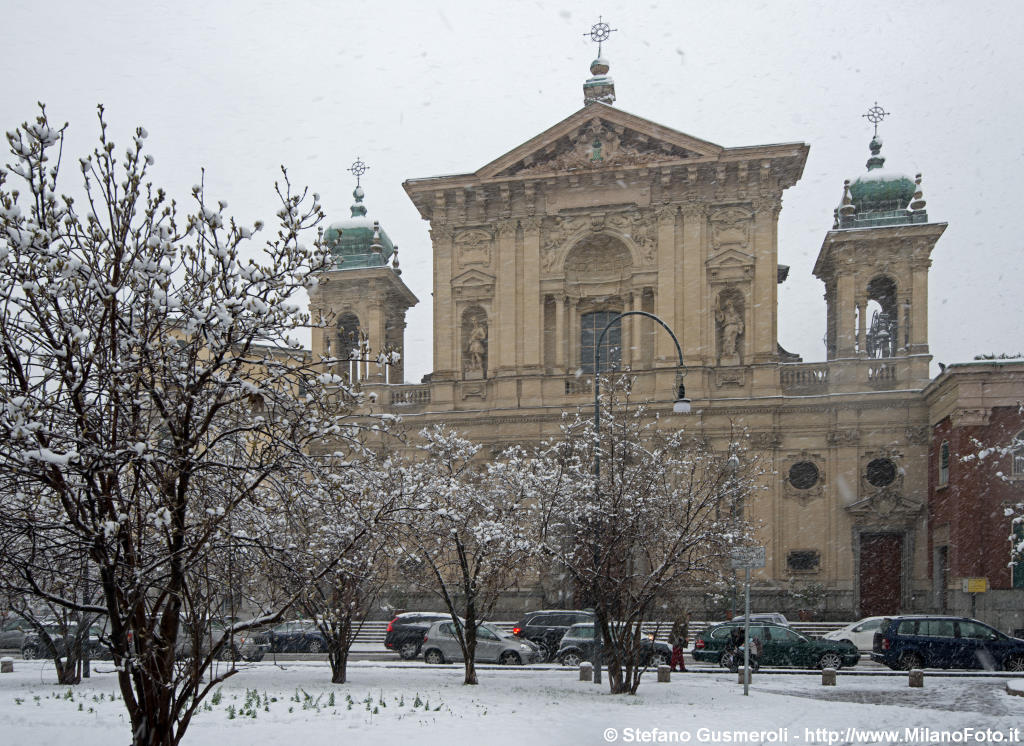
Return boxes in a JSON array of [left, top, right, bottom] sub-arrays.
[[21, 623, 106, 660], [871, 616, 1024, 671], [554, 623, 672, 668], [265, 620, 328, 654], [0, 617, 35, 650], [823, 616, 886, 651], [693, 621, 859, 669], [732, 613, 790, 626], [512, 609, 595, 662], [384, 612, 453, 659], [421, 620, 542, 665], [175, 622, 268, 662]]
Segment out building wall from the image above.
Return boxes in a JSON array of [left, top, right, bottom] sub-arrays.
[[328, 104, 967, 619]]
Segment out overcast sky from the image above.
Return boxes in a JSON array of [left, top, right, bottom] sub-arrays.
[[4, 0, 1022, 382]]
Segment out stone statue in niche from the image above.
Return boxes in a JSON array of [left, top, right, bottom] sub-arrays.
[[464, 317, 488, 379], [716, 294, 744, 366]]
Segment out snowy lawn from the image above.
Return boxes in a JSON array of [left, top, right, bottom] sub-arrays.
[[1, 660, 1022, 745]]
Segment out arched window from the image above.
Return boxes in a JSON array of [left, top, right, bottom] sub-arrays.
[[865, 276, 898, 358], [336, 312, 361, 383], [938, 441, 950, 486], [580, 311, 621, 374]]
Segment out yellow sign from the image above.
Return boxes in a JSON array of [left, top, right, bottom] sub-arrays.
[[962, 577, 988, 593]]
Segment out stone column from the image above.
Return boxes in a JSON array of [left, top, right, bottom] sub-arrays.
[[431, 225, 456, 379], [366, 298, 385, 382], [555, 295, 566, 372], [492, 220, 518, 375], [751, 195, 781, 361], [836, 261, 857, 358], [567, 298, 578, 371], [622, 291, 634, 368], [910, 258, 930, 353], [857, 298, 868, 356], [521, 217, 542, 371], [679, 202, 705, 364], [655, 205, 679, 363]]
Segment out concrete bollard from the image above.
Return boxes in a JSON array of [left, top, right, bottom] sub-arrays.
[[821, 668, 836, 686], [737, 667, 752, 685], [909, 668, 924, 688], [1, 657, 13, 673], [580, 662, 593, 682], [658, 665, 671, 683]]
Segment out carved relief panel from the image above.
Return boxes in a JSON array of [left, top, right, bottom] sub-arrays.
[[454, 228, 493, 269], [709, 207, 752, 253]]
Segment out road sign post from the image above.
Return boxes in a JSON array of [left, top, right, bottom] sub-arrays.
[[729, 547, 765, 696]]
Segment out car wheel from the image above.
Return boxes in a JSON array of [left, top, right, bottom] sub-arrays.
[[423, 648, 445, 665], [22, 645, 39, 660], [218, 646, 239, 662], [719, 651, 735, 670], [306, 639, 324, 654], [398, 641, 420, 660], [818, 652, 843, 670], [899, 652, 923, 671], [1004, 655, 1024, 672], [499, 651, 522, 665], [560, 651, 583, 668]]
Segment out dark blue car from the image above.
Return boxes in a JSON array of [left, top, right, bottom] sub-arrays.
[[871, 616, 1024, 671]]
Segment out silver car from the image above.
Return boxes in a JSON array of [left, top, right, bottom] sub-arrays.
[[421, 621, 541, 665], [822, 616, 886, 651]]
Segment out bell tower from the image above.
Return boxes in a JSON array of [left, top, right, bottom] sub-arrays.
[[308, 159, 418, 385], [813, 105, 946, 386]]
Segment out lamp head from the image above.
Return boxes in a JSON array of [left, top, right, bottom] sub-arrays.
[[673, 380, 691, 414]]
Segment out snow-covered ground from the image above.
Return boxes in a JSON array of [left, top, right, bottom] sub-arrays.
[[1, 660, 1021, 745]]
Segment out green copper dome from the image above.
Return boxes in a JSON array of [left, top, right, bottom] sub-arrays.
[[323, 186, 395, 270], [836, 135, 928, 229], [848, 136, 916, 207]]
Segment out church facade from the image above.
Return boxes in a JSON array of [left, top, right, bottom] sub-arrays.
[[307, 56, 1021, 625]]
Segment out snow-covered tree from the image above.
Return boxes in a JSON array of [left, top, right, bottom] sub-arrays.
[[396, 425, 538, 685], [532, 376, 759, 694], [0, 502, 106, 683], [0, 105, 354, 746], [250, 434, 405, 684]]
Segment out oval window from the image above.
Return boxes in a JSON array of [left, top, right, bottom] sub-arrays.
[[866, 458, 897, 487], [788, 461, 819, 489]]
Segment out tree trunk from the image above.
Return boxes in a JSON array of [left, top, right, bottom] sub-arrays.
[[330, 647, 348, 684], [463, 657, 478, 685]]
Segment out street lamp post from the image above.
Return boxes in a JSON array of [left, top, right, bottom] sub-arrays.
[[589, 310, 690, 685]]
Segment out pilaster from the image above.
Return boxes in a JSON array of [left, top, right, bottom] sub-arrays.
[[521, 217, 542, 371], [680, 201, 706, 365], [655, 204, 680, 363]]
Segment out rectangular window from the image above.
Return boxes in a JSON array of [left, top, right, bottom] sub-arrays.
[[580, 311, 621, 374], [786, 550, 820, 572], [939, 441, 950, 486]]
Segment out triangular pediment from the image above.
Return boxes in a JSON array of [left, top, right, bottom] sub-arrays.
[[706, 247, 755, 269], [452, 268, 496, 287], [477, 104, 723, 180]]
